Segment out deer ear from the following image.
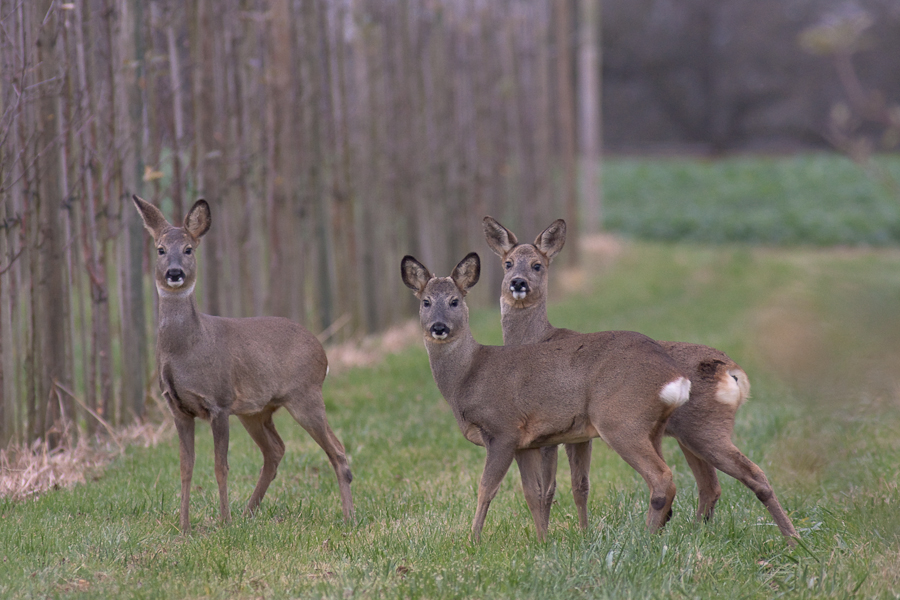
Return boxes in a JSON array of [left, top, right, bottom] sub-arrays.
[[483, 216, 518, 257], [451, 252, 481, 294], [132, 195, 170, 240], [184, 199, 211, 241], [534, 219, 566, 262], [401, 255, 432, 296]]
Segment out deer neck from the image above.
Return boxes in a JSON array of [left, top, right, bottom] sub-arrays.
[[424, 328, 481, 402], [500, 297, 556, 347], [156, 284, 203, 355]]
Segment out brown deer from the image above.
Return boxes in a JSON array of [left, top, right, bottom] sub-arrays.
[[483, 216, 799, 543], [133, 195, 354, 532], [401, 252, 691, 541]]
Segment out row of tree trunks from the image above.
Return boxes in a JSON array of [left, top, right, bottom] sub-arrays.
[[0, 0, 601, 446]]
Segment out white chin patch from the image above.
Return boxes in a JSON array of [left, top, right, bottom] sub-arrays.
[[512, 291, 527, 300], [167, 278, 184, 288], [431, 331, 448, 340]]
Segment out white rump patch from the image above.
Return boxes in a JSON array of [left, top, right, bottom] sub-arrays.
[[716, 368, 750, 407], [659, 377, 691, 407]]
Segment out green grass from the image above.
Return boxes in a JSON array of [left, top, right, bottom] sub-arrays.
[[604, 154, 900, 245], [3, 239, 900, 598], [5, 153, 900, 598]]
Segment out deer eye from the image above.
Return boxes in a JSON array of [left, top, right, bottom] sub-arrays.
[[504, 261, 512, 269], [184, 247, 193, 255], [449, 298, 459, 308], [157, 247, 165, 256], [532, 263, 542, 272], [422, 299, 431, 308]]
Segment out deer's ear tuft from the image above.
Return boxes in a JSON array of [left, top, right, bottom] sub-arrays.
[[534, 219, 566, 262], [451, 252, 480, 294], [184, 200, 211, 241], [132, 195, 171, 240], [401, 255, 432, 296], [483, 216, 518, 257]]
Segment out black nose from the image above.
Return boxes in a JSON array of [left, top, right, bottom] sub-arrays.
[[511, 278, 529, 293], [430, 323, 449, 338], [166, 268, 185, 282]]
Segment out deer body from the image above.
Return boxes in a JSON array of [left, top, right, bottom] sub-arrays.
[[402, 253, 690, 541], [134, 196, 353, 532], [483, 216, 798, 543]]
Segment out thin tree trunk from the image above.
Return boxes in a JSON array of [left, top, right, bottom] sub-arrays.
[[34, 0, 71, 447], [554, 0, 578, 266], [117, 0, 148, 422], [578, 0, 601, 234]]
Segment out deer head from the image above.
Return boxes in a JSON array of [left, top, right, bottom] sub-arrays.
[[483, 217, 565, 308], [401, 253, 480, 343], [133, 195, 210, 297]]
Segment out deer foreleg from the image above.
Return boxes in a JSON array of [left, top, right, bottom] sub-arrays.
[[172, 411, 195, 533], [210, 412, 231, 524], [472, 441, 515, 542], [538, 445, 558, 532], [516, 448, 549, 541], [565, 440, 592, 530]]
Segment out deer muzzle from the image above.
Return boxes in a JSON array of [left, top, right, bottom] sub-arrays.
[[166, 268, 186, 287], [430, 323, 449, 340], [510, 278, 529, 300]]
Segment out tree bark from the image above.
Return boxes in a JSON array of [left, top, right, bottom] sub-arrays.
[[34, 0, 72, 447], [578, 0, 602, 234]]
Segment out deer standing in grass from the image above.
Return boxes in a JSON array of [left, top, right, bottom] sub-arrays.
[[483, 216, 799, 543], [401, 252, 692, 541], [133, 196, 354, 532]]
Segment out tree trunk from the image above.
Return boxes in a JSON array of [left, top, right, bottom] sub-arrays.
[[578, 0, 601, 234], [554, 0, 578, 266], [34, 0, 71, 447], [117, 0, 148, 422]]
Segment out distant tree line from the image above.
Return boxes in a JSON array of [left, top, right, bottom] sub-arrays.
[[602, 0, 900, 152], [0, 0, 602, 447]]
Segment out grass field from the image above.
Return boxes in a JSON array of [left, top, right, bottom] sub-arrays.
[[3, 155, 900, 598]]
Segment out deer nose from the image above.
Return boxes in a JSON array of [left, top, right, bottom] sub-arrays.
[[510, 278, 529, 299], [166, 268, 185, 286], [430, 323, 449, 340]]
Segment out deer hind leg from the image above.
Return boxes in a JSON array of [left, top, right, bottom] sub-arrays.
[[210, 411, 232, 524], [284, 390, 355, 522], [516, 448, 549, 541], [538, 445, 558, 531], [172, 409, 196, 533], [472, 440, 516, 542], [676, 440, 721, 522], [603, 426, 676, 533], [239, 412, 286, 515], [565, 440, 592, 530], [701, 442, 799, 543]]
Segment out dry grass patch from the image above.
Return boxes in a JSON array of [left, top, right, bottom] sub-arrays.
[[0, 420, 171, 501]]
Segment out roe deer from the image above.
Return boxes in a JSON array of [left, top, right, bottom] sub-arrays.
[[133, 195, 354, 532], [483, 216, 799, 543], [401, 252, 691, 541]]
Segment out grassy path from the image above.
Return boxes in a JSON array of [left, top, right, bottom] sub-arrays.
[[3, 240, 900, 598]]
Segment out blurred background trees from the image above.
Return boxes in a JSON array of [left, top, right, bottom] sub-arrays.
[[1, 0, 898, 446], [0, 0, 594, 446]]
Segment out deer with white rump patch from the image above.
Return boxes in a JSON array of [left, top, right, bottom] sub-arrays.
[[401, 252, 691, 541], [133, 195, 354, 532], [483, 216, 799, 543]]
